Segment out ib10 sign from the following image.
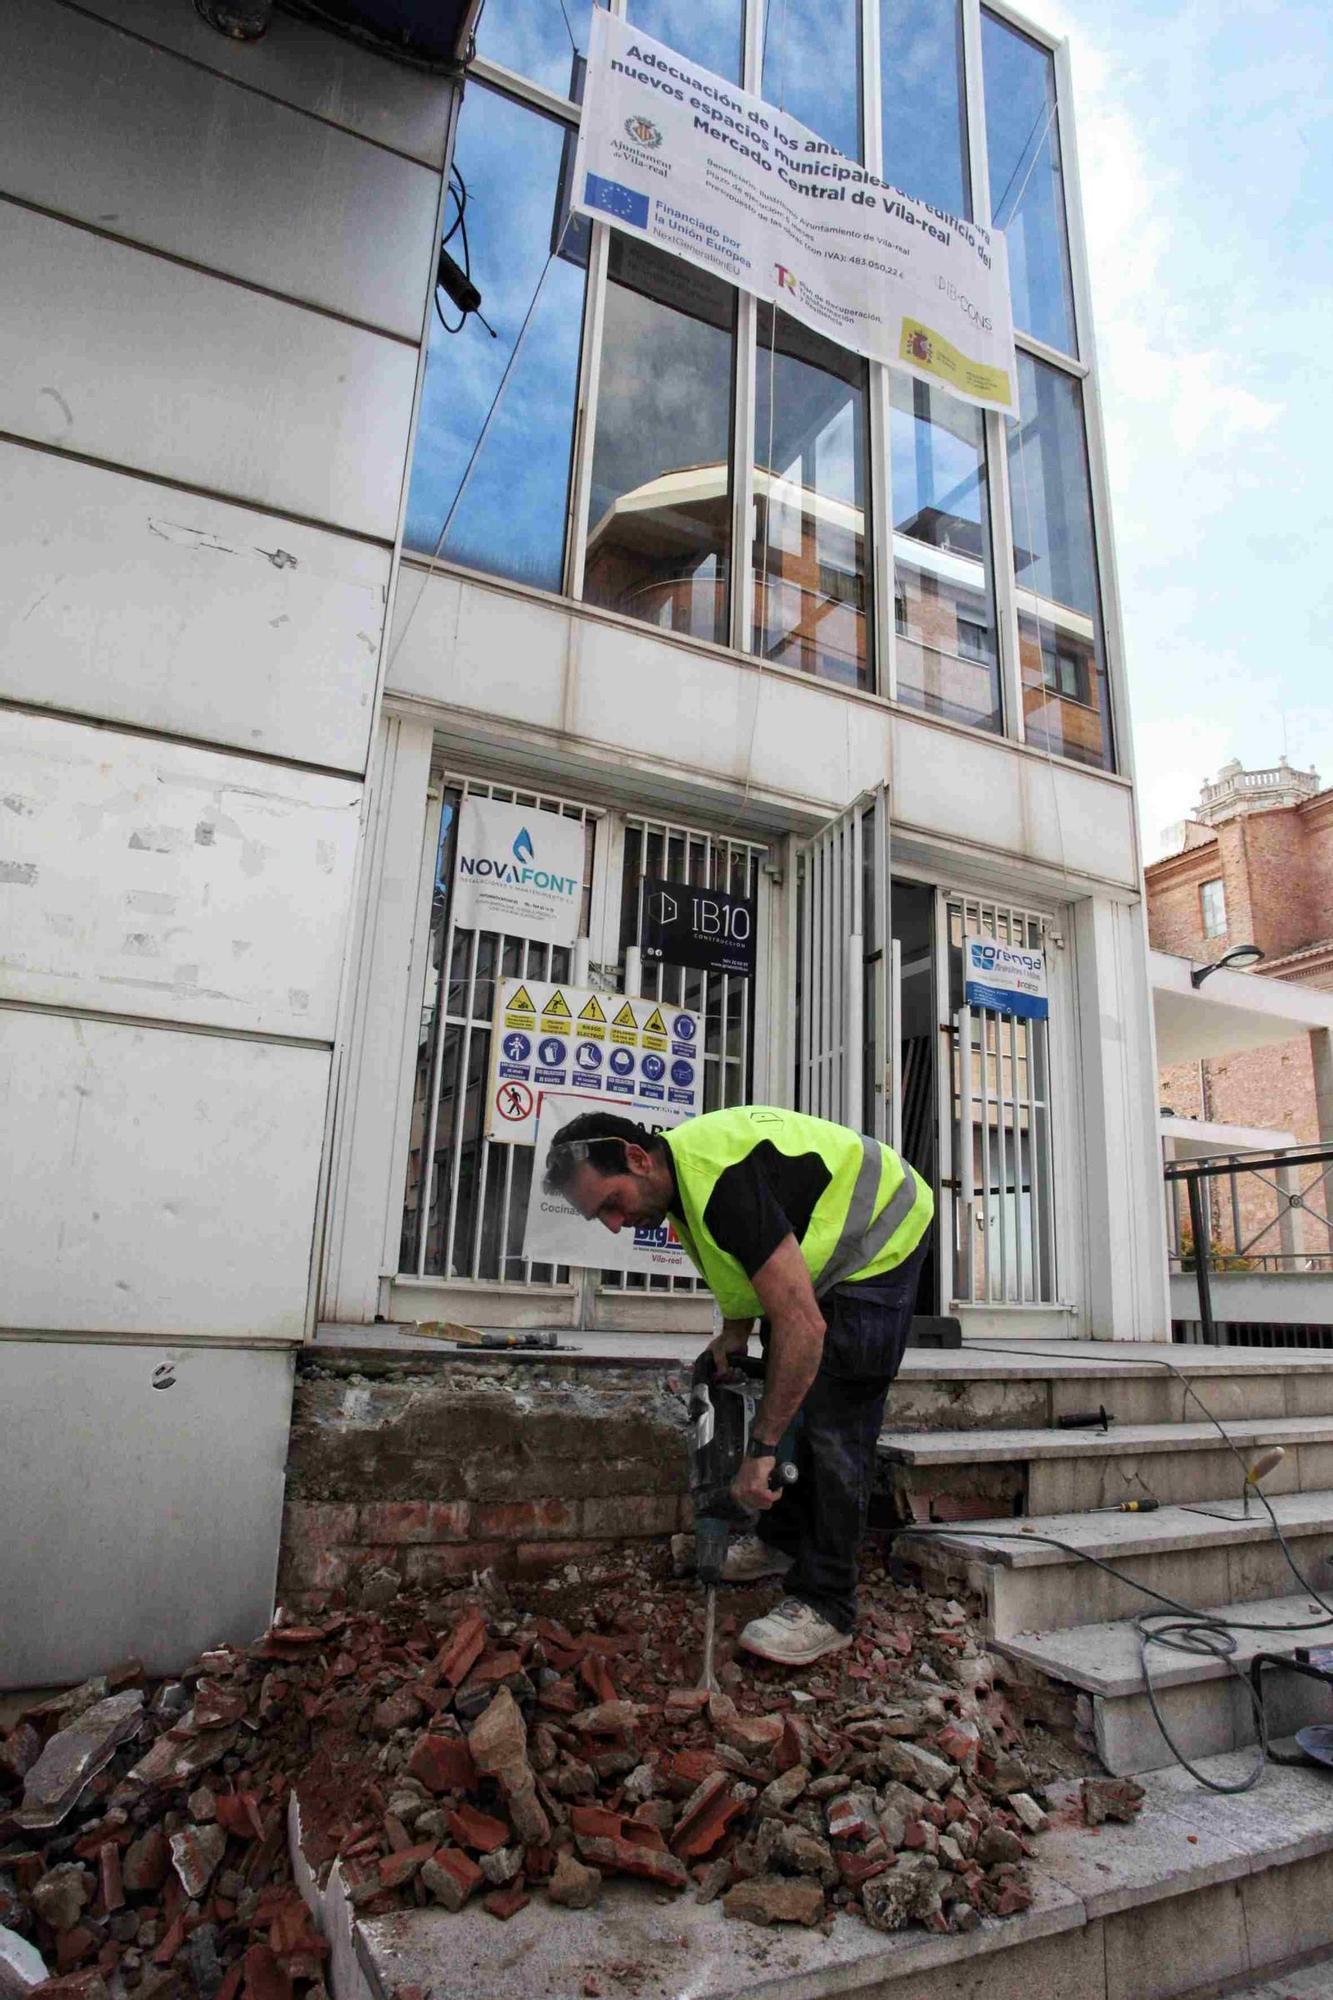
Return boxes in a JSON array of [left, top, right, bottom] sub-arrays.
[[963, 934, 1048, 1021], [641, 876, 755, 979]]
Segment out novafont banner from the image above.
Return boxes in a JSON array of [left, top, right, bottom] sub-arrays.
[[572, 8, 1015, 413], [452, 797, 583, 947]]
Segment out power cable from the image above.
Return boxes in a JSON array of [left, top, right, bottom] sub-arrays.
[[893, 1340, 1333, 1792]]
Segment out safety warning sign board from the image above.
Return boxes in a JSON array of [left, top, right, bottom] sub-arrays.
[[485, 976, 702, 1144]]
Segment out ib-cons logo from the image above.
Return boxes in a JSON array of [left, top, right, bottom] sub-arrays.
[[459, 826, 579, 898], [971, 941, 1043, 977]]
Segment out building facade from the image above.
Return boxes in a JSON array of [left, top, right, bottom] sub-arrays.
[[1148, 760, 1333, 1263], [2, 0, 1164, 1682]]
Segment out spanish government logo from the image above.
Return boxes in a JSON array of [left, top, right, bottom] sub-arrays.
[[624, 114, 663, 148], [905, 326, 934, 365]]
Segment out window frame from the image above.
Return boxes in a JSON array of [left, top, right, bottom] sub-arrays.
[[1200, 877, 1227, 940], [441, 0, 1125, 777]]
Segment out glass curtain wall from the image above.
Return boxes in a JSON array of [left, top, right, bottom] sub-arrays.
[[403, 85, 587, 591], [891, 374, 1000, 729], [761, 0, 863, 159], [400, 0, 1118, 771], [1007, 352, 1113, 768], [880, 0, 969, 218], [754, 306, 872, 688], [583, 241, 736, 646]]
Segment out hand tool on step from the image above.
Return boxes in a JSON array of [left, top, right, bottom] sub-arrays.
[[1243, 1445, 1286, 1516], [687, 1348, 798, 1691], [1056, 1406, 1114, 1431], [410, 1321, 563, 1350]]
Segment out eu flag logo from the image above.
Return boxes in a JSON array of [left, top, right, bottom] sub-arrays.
[[584, 173, 650, 229]]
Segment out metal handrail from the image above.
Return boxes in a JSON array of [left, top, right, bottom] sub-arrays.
[[1163, 1144, 1333, 1343]]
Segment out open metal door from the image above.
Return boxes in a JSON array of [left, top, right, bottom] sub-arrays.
[[794, 785, 893, 1139]]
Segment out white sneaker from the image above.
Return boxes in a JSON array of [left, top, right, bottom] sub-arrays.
[[721, 1534, 794, 1583], [738, 1596, 853, 1666]]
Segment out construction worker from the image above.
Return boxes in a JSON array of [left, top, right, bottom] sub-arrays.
[[543, 1105, 933, 1667]]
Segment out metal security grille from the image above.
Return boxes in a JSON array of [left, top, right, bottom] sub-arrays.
[[399, 775, 598, 1287], [605, 817, 767, 1296], [794, 787, 890, 1136], [944, 895, 1057, 1305]]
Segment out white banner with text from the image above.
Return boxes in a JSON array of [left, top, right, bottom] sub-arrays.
[[572, 8, 1015, 412]]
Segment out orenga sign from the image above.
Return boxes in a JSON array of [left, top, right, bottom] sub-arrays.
[[963, 933, 1049, 1020], [452, 797, 584, 947]]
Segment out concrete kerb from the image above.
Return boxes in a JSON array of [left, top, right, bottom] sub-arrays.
[[287, 1754, 1333, 2000]]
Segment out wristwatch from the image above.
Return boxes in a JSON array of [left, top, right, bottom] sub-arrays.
[[745, 1432, 780, 1459]]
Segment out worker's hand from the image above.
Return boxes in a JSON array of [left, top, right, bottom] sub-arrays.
[[706, 1319, 753, 1374], [731, 1454, 779, 1513]]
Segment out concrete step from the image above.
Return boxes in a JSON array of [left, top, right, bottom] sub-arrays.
[[885, 1343, 1333, 1434], [905, 1490, 1333, 1640], [301, 1751, 1333, 2000], [879, 1415, 1333, 1514], [1209, 1950, 1333, 1998], [997, 1592, 1333, 1776]]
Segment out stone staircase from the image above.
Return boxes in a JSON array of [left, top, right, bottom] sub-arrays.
[[292, 1343, 1333, 2000], [881, 1345, 1333, 1778]]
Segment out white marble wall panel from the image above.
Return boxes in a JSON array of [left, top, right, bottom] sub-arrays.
[[0, 204, 417, 539], [1, 2, 441, 338], [0, 1009, 329, 1338], [0, 712, 362, 1038]]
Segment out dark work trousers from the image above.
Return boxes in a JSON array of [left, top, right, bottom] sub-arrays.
[[757, 1234, 929, 1632]]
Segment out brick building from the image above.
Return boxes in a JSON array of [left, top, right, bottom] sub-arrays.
[[1147, 759, 1333, 1261]]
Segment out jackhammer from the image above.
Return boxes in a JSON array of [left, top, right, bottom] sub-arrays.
[[687, 1348, 798, 1688]]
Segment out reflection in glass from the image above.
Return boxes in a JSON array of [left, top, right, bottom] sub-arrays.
[[891, 373, 999, 730], [627, 0, 743, 81], [583, 241, 736, 645], [981, 12, 1077, 354], [762, 0, 862, 161], [753, 307, 871, 689], [475, 0, 592, 99], [880, 0, 969, 219], [404, 88, 586, 591], [1006, 353, 1113, 769]]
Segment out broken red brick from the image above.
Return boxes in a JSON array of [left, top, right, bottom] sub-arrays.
[[670, 1772, 747, 1863], [97, 1843, 124, 1914], [483, 1883, 530, 1921], [377, 1845, 435, 1890], [436, 1609, 487, 1688], [407, 1733, 476, 1794], [446, 1805, 510, 1854], [422, 1847, 483, 1912], [241, 1944, 291, 2000], [573, 1836, 687, 1892]]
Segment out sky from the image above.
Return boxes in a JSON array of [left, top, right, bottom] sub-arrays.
[[1040, 0, 1333, 856]]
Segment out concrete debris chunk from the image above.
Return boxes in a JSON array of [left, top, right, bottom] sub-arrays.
[[1011, 1792, 1050, 1834], [1081, 1776, 1145, 1826], [547, 1853, 601, 1910], [29, 1869, 90, 1936], [169, 1825, 226, 1899], [862, 1858, 945, 1934], [881, 1738, 955, 1795], [17, 1695, 145, 1831], [0, 1925, 49, 1999], [722, 1875, 824, 1928]]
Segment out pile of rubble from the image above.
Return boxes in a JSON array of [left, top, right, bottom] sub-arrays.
[[1, 1547, 1107, 2000]]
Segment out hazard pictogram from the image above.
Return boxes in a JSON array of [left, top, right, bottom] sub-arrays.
[[642, 1006, 668, 1037], [613, 1001, 637, 1027], [578, 994, 607, 1023], [542, 990, 572, 1018], [496, 1081, 534, 1122], [507, 984, 536, 1014]]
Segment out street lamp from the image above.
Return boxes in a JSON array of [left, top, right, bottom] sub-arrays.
[[1191, 944, 1265, 988]]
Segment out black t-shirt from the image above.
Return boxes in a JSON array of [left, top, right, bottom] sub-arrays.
[[668, 1139, 832, 1279]]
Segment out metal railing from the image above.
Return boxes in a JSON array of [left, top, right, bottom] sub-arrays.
[[1164, 1144, 1333, 1343]]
